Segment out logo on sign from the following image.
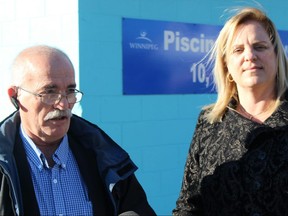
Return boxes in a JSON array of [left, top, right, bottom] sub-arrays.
[[129, 31, 159, 50]]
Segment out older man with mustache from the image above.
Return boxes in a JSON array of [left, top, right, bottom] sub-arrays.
[[0, 45, 155, 216]]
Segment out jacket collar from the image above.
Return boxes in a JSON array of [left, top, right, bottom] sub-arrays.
[[0, 111, 20, 157], [68, 115, 137, 189]]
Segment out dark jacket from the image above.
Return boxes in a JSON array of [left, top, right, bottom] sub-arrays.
[[173, 100, 288, 216], [0, 112, 155, 216]]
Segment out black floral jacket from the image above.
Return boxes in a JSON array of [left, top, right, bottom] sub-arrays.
[[173, 100, 288, 216]]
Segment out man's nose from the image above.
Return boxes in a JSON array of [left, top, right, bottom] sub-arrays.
[[54, 95, 70, 109]]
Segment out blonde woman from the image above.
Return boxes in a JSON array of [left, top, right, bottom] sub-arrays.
[[173, 7, 288, 216]]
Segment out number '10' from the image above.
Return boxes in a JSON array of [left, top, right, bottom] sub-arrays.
[[190, 63, 206, 83]]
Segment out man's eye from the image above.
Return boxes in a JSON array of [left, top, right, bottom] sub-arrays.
[[67, 89, 77, 93], [44, 90, 57, 94]]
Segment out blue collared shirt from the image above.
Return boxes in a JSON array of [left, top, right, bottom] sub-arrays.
[[20, 125, 93, 216]]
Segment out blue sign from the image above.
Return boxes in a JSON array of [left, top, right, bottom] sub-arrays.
[[122, 18, 288, 95], [279, 30, 288, 56]]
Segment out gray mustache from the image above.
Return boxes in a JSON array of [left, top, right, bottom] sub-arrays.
[[44, 109, 72, 121]]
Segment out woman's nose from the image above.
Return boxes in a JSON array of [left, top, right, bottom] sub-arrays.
[[244, 48, 257, 61]]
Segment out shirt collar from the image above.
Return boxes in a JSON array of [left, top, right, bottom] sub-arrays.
[[20, 124, 69, 170]]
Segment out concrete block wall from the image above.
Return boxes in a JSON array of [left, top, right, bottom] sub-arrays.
[[79, 0, 288, 214]]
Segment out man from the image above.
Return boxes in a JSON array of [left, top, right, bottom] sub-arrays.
[[0, 45, 155, 215]]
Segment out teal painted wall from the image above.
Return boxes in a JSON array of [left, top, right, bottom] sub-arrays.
[[78, 0, 288, 214]]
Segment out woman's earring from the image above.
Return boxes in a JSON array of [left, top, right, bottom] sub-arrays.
[[227, 73, 234, 83]]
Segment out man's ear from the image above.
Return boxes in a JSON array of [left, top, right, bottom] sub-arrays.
[[8, 87, 19, 110]]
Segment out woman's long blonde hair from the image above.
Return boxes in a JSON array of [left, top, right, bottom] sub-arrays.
[[205, 7, 288, 123]]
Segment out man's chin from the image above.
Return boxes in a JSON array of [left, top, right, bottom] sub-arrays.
[[43, 122, 70, 137]]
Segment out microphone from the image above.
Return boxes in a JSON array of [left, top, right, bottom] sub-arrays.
[[11, 96, 19, 110], [118, 211, 139, 216]]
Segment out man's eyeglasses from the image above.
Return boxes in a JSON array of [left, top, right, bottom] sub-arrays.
[[17, 87, 83, 105]]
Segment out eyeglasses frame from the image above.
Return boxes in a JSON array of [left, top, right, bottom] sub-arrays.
[[17, 86, 83, 105]]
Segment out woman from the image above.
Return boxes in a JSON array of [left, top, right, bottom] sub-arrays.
[[173, 7, 288, 216]]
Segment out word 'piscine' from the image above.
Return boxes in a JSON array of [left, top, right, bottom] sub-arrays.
[[164, 31, 215, 53]]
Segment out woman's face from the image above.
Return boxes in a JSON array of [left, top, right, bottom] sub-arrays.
[[226, 20, 277, 93]]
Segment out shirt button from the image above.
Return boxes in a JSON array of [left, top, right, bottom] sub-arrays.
[[53, 179, 58, 184]]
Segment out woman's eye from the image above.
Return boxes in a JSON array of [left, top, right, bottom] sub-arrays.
[[233, 48, 243, 53], [254, 45, 266, 50]]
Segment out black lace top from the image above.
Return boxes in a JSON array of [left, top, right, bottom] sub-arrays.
[[173, 100, 288, 216]]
